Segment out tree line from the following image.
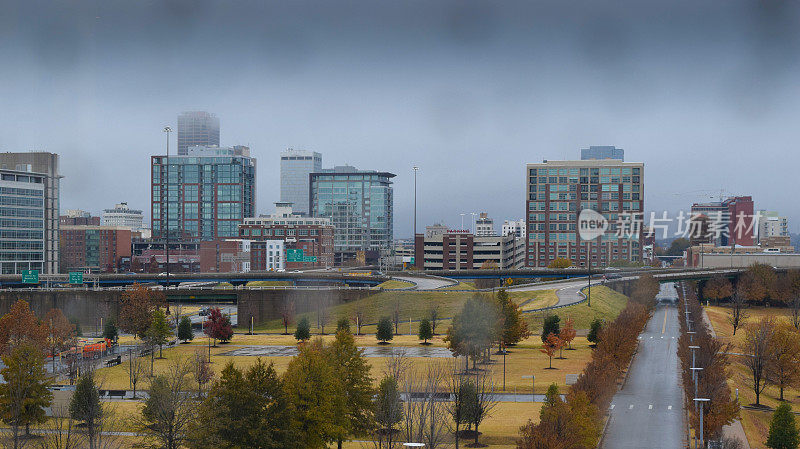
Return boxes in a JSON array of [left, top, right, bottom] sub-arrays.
[[517, 274, 660, 449], [677, 282, 739, 447]]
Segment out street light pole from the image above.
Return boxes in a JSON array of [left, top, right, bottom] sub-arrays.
[[694, 398, 710, 448], [163, 126, 172, 290], [413, 166, 419, 269]]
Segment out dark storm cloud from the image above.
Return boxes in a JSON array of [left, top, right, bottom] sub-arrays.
[[2, 0, 800, 236]]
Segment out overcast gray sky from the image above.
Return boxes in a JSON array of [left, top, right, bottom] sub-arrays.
[[1, 0, 799, 238]]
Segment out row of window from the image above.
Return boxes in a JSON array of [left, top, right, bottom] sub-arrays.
[[0, 207, 43, 218], [0, 187, 43, 197], [529, 167, 641, 176]]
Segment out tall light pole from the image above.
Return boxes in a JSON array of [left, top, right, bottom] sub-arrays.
[[470, 212, 477, 234], [460, 213, 466, 231], [694, 398, 710, 448], [413, 166, 419, 266], [163, 126, 172, 290]]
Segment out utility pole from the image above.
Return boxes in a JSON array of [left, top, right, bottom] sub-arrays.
[[163, 126, 172, 290]]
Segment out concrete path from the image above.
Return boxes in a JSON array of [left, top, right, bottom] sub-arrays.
[[602, 283, 684, 449]]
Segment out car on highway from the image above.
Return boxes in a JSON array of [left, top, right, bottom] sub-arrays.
[[198, 307, 210, 316]]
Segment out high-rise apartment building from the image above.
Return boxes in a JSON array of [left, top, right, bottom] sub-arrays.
[[581, 145, 624, 161], [102, 202, 144, 231], [310, 165, 394, 265], [525, 159, 644, 268], [177, 111, 220, 156], [0, 152, 60, 274], [151, 145, 256, 241], [280, 149, 322, 215]]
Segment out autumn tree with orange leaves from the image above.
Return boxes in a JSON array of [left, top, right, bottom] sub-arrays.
[[540, 333, 561, 369], [560, 318, 577, 351], [0, 300, 48, 355], [119, 283, 166, 340], [44, 308, 76, 373]]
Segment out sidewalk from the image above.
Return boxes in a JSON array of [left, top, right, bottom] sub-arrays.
[[702, 308, 752, 449]]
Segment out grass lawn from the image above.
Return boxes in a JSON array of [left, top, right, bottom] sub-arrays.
[[246, 280, 293, 287], [705, 304, 800, 449], [523, 286, 629, 333], [439, 281, 477, 290], [376, 279, 416, 289]]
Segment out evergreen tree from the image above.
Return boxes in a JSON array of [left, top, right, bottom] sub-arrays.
[[418, 318, 433, 344], [330, 329, 375, 449], [70, 373, 103, 449], [178, 316, 194, 343], [374, 376, 403, 444], [188, 360, 291, 449], [283, 339, 347, 449], [376, 317, 394, 344], [294, 316, 311, 342], [146, 308, 173, 358], [103, 320, 118, 344], [541, 315, 561, 344], [0, 343, 52, 442], [587, 319, 603, 346], [767, 402, 799, 449], [444, 295, 501, 368], [336, 318, 351, 333], [496, 288, 531, 346]]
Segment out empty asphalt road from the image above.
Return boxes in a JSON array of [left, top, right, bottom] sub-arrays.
[[602, 282, 684, 449]]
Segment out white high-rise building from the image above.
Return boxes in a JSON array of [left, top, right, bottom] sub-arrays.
[[502, 219, 526, 239], [102, 202, 144, 231], [280, 149, 322, 216]]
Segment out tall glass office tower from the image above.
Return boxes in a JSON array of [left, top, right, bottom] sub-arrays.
[[177, 111, 220, 156], [310, 165, 394, 264], [151, 145, 255, 240], [280, 149, 321, 216], [0, 152, 60, 274]]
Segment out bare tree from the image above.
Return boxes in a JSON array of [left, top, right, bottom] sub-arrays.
[[316, 297, 330, 334], [429, 306, 440, 335], [34, 406, 77, 449], [791, 296, 800, 330], [383, 348, 411, 382], [137, 358, 197, 449], [280, 300, 295, 335], [728, 291, 749, 336], [191, 348, 214, 399], [127, 349, 148, 399], [392, 300, 401, 335], [468, 367, 499, 446], [354, 310, 365, 336], [401, 362, 450, 449], [742, 317, 776, 406]]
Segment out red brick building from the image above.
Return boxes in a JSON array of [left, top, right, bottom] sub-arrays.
[[239, 202, 334, 269], [199, 240, 251, 272], [59, 226, 132, 273]]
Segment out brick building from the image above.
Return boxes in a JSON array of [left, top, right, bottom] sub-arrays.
[[239, 202, 334, 269], [59, 225, 132, 273], [691, 196, 755, 246]]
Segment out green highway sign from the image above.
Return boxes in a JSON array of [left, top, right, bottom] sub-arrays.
[[22, 270, 39, 284], [303, 256, 317, 263], [69, 272, 84, 285], [286, 249, 304, 262]]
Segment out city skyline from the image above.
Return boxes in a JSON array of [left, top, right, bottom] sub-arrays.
[[3, 1, 800, 237]]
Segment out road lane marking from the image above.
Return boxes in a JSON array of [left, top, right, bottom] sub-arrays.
[[649, 404, 653, 410], [662, 308, 668, 334]]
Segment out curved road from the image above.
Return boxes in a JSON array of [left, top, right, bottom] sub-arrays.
[[508, 278, 600, 308], [391, 275, 456, 290]]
